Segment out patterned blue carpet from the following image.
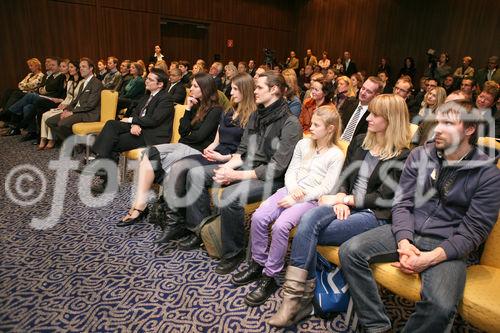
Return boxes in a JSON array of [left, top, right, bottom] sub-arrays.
[[0, 136, 481, 332]]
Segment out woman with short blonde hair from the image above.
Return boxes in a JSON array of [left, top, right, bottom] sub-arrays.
[[362, 94, 411, 160], [334, 75, 356, 109], [222, 64, 237, 98]]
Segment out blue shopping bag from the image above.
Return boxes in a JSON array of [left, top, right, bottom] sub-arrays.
[[313, 253, 350, 317]]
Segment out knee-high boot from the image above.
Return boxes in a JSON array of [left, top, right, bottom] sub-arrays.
[[268, 266, 315, 327]]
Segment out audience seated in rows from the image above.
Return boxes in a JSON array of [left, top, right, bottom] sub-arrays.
[[154, 73, 256, 245], [4, 57, 66, 138], [0, 58, 44, 130], [2, 48, 500, 331], [236, 105, 345, 307], [39, 59, 84, 150], [270, 94, 411, 327], [340, 100, 500, 332], [46, 58, 102, 142], [116, 72, 223, 225]]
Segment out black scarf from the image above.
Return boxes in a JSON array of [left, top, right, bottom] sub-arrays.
[[255, 98, 289, 132]]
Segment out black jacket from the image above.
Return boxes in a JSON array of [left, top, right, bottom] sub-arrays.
[[166, 81, 187, 105], [237, 98, 302, 180], [41, 73, 66, 99], [180, 72, 192, 87], [339, 134, 410, 220], [130, 89, 175, 145], [178, 104, 222, 151], [339, 98, 369, 139]]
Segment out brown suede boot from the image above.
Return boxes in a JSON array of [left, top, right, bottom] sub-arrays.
[[267, 266, 310, 327]]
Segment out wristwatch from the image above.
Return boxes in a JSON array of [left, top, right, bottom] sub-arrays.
[[343, 195, 350, 205]]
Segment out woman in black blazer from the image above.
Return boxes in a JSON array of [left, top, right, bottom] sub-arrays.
[[269, 94, 412, 327]]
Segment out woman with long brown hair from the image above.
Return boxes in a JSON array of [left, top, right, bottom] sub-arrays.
[[154, 73, 258, 245]]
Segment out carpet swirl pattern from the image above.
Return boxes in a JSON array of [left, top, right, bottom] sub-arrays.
[[0, 136, 481, 332]]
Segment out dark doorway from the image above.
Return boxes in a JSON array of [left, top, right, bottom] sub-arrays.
[[160, 19, 209, 65]]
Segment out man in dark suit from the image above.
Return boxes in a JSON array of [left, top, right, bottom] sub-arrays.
[[475, 56, 500, 88], [339, 76, 383, 142], [92, 68, 174, 162], [343, 51, 358, 77], [47, 57, 103, 142], [166, 68, 187, 104], [89, 68, 175, 193]]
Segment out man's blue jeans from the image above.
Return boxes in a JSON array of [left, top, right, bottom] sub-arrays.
[[339, 224, 467, 333], [8, 92, 39, 117], [290, 205, 386, 279]]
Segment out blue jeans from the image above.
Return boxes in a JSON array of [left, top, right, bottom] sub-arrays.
[[8, 92, 39, 117], [339, 224, 467, 333], [290, 205, 386, 279]]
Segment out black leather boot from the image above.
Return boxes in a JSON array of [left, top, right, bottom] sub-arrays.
[[231, 260, 263, 286], [154, 210, 189, 244], [244, 275, 279, 306]]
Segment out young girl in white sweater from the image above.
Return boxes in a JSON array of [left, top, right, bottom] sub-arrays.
[[231, 105, 345, 306]]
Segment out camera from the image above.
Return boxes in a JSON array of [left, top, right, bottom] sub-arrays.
[[263, 48, 275, 67]]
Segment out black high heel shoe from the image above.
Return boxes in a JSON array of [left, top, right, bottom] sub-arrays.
[[117, 206, 149, 227]]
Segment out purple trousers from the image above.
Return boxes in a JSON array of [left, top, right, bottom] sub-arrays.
[[250, 187, 317, 277]]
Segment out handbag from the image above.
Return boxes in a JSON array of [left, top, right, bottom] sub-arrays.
[[148, 196, 168, 229], [313, 253, 351, 317], [197, 213, 223, 258]]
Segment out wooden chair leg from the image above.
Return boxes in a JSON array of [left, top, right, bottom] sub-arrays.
[[85, 136, 91, 163], [120, 156, 127, 182]]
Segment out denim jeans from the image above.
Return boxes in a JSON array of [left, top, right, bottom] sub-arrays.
[[290, 205, 386, 279], [8, 92, 39, 117], [339, 224, 467, 333]]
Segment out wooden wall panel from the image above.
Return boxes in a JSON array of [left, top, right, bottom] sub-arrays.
[[2, 0, 497, 95], [161, 22, 209, 65], [46, 1, 99, 60], [100, 7, 160, 62], [295, 0, 500, 80]]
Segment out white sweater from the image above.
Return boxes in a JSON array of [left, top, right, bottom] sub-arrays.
[[285, 138, 345, 201]]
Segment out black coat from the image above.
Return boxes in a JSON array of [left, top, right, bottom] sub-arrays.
[[339, 134, 410, 220], [166, 82, 187, 105], [130, 89, 175, 145], [339, 98, 368, 139]]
